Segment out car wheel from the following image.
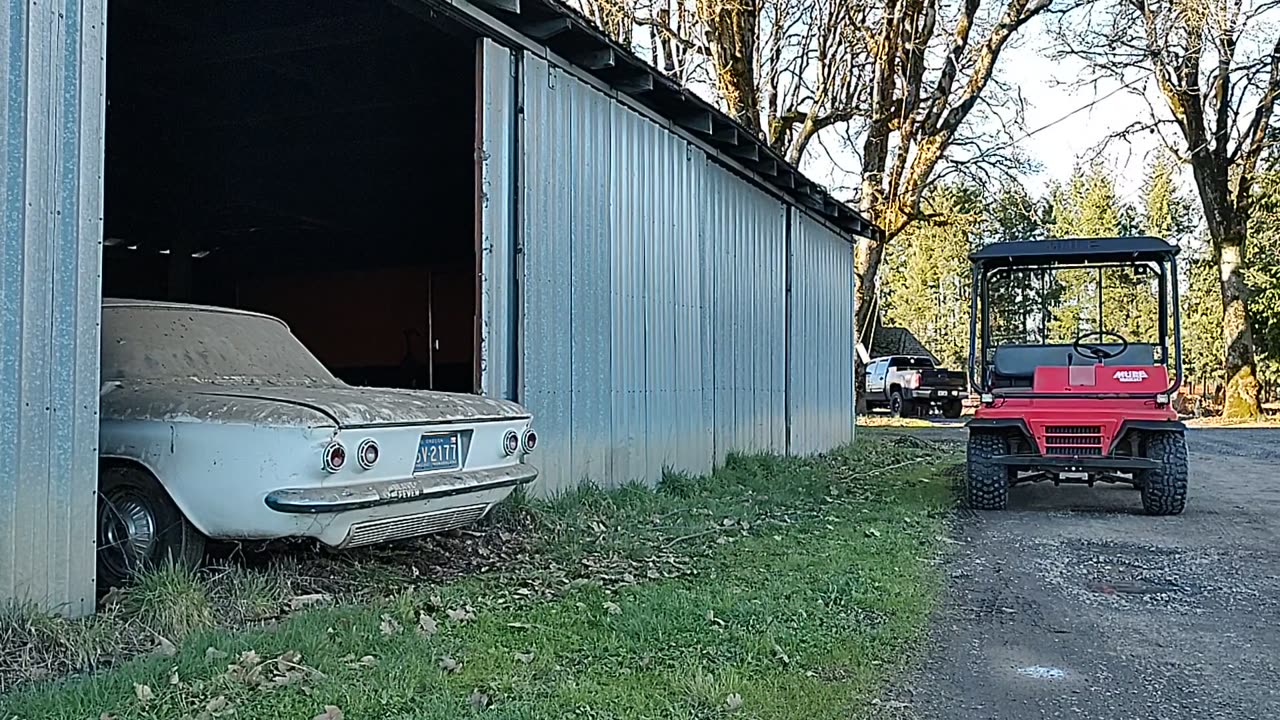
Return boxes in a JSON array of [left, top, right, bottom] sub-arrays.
[[1138, 431, 1188, 516], [890, 391, 913, 418], [966, 432, 1009, 510], [98, 465, 206, 587], [942, 400, 963, 419]]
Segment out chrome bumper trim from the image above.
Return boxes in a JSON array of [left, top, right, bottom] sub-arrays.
[[265, 465, 538, 514]]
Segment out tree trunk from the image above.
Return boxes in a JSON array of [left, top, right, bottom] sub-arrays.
[[853, 236, 885, 416], [1217, 234, 1262, 418]]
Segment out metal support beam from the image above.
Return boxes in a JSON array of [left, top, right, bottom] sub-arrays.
[[472, 0, 519, 12], [519, 17, 573, 39], [615, 73, 655, 93], [574, 49, 617, 70], [675, 111, 714, 134]]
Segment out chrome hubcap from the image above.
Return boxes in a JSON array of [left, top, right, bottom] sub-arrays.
[[99, 492, 157, 578]]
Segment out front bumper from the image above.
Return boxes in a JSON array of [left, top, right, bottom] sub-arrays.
[[992, 454, 1158, 470], [265, 464, 539, 514]]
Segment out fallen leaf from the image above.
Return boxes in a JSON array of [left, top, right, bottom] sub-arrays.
[[621, 573, 636, 584], [439, 656, 461, 673], [205, 647, 229, 661], [418, 611, 438, 636], [133, 683, 154, 703], [238, 650, 262, 667], [725, 693, 744, 711], [865, 528, 882, 538], [603, 601, 622, 615], [380, 614, 402, 636], [312, 705, 344, 720], [721, 518, 736, 527], [715, 537, 730, 545], [99, 713, 116, 720], [289, 593, 333, 611], [447, 607, 475, 623], [429, 594, 444, 607], [168, 668, 180, 685], [196, 695, 234, 720], [359, 655, 378, 669], [507, 622, 535, 630], [468, 690, 491, 710], [515, 651, 535, 664], [152, 635, 178, 658]]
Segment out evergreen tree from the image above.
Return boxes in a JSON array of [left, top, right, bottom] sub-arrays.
[[880, 183, 983, 368]]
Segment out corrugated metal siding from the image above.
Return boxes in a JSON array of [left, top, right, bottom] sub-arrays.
[[789, 212, 856, 454], [520, 56, 575, 492], [702, 164, 788, 462], [477, 39, 516, 400], [610, 104, 709, 485], [520, 54, 856, 491], [521, 57, 713, 493], [1, 0, 107, 617]]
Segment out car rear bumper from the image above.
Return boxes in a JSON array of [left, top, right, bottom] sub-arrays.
[[264, 464, 539, 514]]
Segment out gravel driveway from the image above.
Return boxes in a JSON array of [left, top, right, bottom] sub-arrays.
[[889, 426, 1280, 719]]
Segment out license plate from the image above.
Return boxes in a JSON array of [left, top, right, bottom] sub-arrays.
[[414, 433, 461, 474]]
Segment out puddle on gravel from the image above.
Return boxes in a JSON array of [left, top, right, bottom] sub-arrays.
[[1016, 665, 1067, 679]]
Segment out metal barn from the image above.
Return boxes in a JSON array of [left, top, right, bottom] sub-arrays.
[[0, 0, 878, 615]]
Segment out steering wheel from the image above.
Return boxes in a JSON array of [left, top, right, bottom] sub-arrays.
[[1072, 330, 1130, 361]]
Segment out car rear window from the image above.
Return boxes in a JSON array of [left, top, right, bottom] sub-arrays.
[[102, 305, 339, 384], [894, 357, 935, 368]]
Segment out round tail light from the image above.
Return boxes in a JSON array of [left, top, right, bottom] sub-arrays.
[[502, 430, 520, 456], [357, 439, 379, 469], [323, 442, 347, 473], [522, 429, 538, 454]]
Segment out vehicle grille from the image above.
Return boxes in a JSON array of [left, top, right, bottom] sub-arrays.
[[344, 504, 489, 548], [1043, 425, 1104, 456]]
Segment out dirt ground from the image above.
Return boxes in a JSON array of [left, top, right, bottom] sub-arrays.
[[888, 425, 1280, 720]]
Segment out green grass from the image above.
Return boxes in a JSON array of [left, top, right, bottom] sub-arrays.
[[0, 438, 955, 720]]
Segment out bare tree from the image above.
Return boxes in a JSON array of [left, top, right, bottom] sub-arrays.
[[1054, 0, 1280, 417], [569, 0, 873, 163], [851, 0, 1052, 348]]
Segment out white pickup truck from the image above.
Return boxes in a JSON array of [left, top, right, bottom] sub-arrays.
[[865, 355, 969, 418]]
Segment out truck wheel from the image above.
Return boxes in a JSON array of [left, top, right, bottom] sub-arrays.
[[98, 465, 206, 587], [942, 400, 963, 419], [966, 432, 1009, 510], [890, 391, 913, 418], [1138, 431, 1188, 516]]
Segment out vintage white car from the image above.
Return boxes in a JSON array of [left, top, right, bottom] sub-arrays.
[[97, 299, 538, 585]]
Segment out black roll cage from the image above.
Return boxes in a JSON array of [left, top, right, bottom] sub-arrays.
[[967, 243, 1183, 402]]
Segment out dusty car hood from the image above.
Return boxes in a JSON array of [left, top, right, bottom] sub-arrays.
[[101, 382, 530, 428]]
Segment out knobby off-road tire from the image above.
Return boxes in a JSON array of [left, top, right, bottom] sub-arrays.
[[966, 432, 1010, 510], [98, 465, 207, 587], [1139, 431, 1188, 516]]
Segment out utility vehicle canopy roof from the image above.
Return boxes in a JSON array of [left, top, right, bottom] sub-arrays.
[[970, 236, 1179, 267]]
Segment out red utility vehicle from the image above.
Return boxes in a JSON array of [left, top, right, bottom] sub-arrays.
[[965, 237, 1189, 515]]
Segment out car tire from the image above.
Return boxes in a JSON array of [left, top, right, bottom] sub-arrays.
[[98, 465, 206, 587], [941, 400, 963, 419], [1138, 431, 1188, 516], [966, 432, 1010, 510], [890, 391, 913, 418]]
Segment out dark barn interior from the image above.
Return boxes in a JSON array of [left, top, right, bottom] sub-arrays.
[[103, 0, 480, 392]]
